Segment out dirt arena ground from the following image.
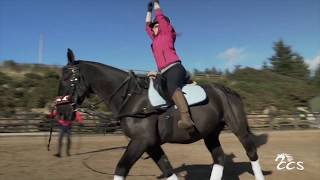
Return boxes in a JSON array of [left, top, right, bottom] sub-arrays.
[[0, 130, 319, 180]]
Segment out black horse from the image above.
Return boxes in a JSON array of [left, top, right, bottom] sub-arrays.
[[56, 49, 264, 180]]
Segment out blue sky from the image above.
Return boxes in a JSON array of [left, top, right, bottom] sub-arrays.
[[0, 0, 319, 72]]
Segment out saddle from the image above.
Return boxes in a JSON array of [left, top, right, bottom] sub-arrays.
[[148, 74, 207, 107]]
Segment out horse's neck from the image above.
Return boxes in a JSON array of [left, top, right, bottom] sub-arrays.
[[82, 62, 127, 113]]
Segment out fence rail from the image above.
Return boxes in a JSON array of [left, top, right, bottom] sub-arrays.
[[246, 113, 320, 130], [0, 113, 119, 134], [0, 113, 319, 134]]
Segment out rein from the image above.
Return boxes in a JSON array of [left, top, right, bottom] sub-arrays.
[[62, 65, 163, 124], [70, 69, 147, 120], [76, 71, 136, 119], [108, 75, 132, 103], [80, 74, 132, 111]]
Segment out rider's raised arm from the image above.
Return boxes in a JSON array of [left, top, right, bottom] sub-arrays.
[[154, 1, 173, 33], [145, 2, 154, 39]]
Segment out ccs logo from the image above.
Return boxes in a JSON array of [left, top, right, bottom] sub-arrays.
[[275, 153, 304, 171]]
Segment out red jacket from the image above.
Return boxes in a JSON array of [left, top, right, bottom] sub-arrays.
[[48, 110, 83, 127], [146, 9, 181, 71]]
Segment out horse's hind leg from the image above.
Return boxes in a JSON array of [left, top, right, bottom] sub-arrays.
[[231, 118, 264, 180], [147, 145, 178, 180], [224, 94, 265, 180], [204, 131, 225, 180], [229, 115, 265, 180], [236, 131, 264, 180]]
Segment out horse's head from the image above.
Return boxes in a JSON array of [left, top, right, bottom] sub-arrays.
[[56, 49, 91, 120]]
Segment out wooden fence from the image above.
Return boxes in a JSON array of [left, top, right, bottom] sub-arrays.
[[0, 113, 119, 134], [246, 113, 320, 130], [0, 113, 319, 134]]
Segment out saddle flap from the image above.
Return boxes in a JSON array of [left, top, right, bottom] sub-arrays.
[[148, 79, 207, 107], [148, 79, 167, 106], [182, 84, 207, 105]]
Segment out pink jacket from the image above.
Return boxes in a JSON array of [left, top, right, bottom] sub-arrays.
[[146, 9, 181, 71], [49, 111, 83, 127]]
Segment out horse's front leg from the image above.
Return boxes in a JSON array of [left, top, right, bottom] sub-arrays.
[[147, 145, 178, 180], [114, 139, 148, 180]]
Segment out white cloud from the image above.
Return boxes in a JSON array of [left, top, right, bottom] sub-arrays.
[[217, 48, 247, 69], [306, 54, 320, 74]]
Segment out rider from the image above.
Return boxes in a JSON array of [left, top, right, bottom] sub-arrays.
[[145, 0, 194, 129]]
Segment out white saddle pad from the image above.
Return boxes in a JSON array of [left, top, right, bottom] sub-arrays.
[[148, 79, 207, 107]]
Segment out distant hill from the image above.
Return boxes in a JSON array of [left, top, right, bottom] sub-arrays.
[[193, 68, 320, 113], [0, 61, 61, 116], [0, 60, 108, 117], [1, 60, 319, 116], [0, 60, 61, 78]]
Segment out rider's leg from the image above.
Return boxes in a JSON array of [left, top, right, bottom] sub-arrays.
[[171, 88, 194, 129], [114, 139, 149, 179], [162, 63, 194, 129], [146, 145, 178, 179], [204, 132, 225, 180]]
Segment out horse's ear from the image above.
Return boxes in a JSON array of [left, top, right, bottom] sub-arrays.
[[67, 48, 75, 65]]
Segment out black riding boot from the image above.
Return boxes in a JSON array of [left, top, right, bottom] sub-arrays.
[[171, 89, 194, 129]]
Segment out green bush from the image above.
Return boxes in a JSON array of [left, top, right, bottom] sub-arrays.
[[0, 72, 12, 85]]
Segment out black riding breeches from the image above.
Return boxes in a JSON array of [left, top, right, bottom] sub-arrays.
[[161, 63, 187, 98]]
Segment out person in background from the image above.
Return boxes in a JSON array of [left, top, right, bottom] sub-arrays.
[[47, 101, 83, 157], [145, 0, 194, 130]]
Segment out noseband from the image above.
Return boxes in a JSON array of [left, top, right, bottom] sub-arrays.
[[55, 65, 81, 111]]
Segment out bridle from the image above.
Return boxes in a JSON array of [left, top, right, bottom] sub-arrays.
[[58, 65, 147, 119], [48, 64, 164, 149], [49, 65, 136, 150]]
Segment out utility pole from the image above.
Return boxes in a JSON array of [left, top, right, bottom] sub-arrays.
[[38, 33, 44, 64]]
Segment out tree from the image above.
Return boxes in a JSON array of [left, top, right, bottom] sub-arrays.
[[314, 64, 320, 86], [262, 61, 270, 70], [2, 60, 17, 67], [269, 40, 310, 79], [193, 67, 222, 75], [193, 68, 201, 75], [224, 69, 231, 76], [234, 65, 242, 73]]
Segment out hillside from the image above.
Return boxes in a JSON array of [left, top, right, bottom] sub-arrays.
[[0, 61, 111, 116], [193, 68, 319, 112], [0, 61, 61, 116], [0, 61, 319, 116], [226, 68, 318, 112]]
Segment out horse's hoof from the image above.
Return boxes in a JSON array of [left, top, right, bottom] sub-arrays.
[[54, 153, 61, 158]]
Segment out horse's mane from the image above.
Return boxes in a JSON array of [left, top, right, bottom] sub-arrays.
[[75, 60, 149, 89], [212, 82, 241, 98], [76, 60, 128, 75]]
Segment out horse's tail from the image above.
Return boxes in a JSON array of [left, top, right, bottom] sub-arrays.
[[212, 83, 252, 137]]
